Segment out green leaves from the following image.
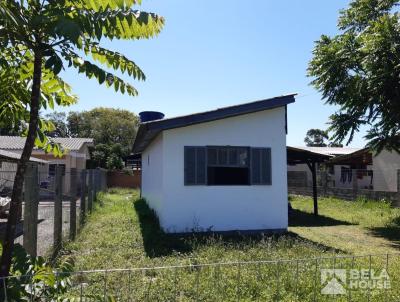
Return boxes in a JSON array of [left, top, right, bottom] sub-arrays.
[[308, 0, 400, 152], [85, 43, 145, 80], [70, 54, 139, 96], [70, 0, 142, 11]]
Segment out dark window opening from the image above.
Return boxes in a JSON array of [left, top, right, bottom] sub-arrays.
[[207, 166, 249, 185], [184, 146, 271, 186]]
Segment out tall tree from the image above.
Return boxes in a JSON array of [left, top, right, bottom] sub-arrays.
[[0, 0, 163, 277], [308, 0, 400, 153], [304, 129, 329, 147], [45, 112, 69, 137], [67, 107, 139, 167]]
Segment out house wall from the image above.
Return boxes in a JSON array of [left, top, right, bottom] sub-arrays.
[[373, 150, 400, 192], [159, 107, 288, 233], [141, 134, 164, 222]]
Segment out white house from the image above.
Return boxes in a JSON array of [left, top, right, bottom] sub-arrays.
[[132, 94, 296, 233]]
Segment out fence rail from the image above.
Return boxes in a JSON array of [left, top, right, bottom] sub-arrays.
[[2, 252, 400, 301]]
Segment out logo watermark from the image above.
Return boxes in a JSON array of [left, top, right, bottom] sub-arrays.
[[321, 269, 390, 295]]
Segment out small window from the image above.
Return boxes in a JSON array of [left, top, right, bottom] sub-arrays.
[[49, 164, 66, 176], [184, 146, 271, 186]]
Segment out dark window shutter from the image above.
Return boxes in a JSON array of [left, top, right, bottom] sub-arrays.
[[251, 148, 272, 185], [207, 147, 217, 165], [251, 148, 261, 184], [184, 146, 206, 185], [184, 147, 196, 185], [261, 148, 272, 185], [196, 147, 206, 184]]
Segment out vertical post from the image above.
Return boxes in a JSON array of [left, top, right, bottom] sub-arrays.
[[311, 162, 318, 216], [53, 165, 63, 254], [69, 168, 77, 240], [93, 170, 98, 202], [321, 170, 328, 197], [88, 170, 93, 213], [396, 170, 400, 207], [80, 170, 87, 226], [352, 169, 358, 201], [23, 163, 39, 257]]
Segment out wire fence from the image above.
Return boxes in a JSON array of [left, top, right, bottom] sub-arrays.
[[0, 163, 108, 257], [2, 253, 400, 301]]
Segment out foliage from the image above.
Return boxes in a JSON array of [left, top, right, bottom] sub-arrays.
[[67, 108, 139, 168], [5, 244, 107, 301], [304, 128, 329, 147], [304, 128, 343, 147], [3, 244, 116, 301], [44, 112, 69, 138], [0, 0, 164, 278], [308, 0, 400, 153]]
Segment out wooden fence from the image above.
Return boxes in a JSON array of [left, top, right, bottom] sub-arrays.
[[16, 163, 108, 257]]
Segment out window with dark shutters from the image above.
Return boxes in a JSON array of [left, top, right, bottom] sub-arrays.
[[184, 147, 206, 185], [184, 146, 271, 186], [251, 148, 272, 185]]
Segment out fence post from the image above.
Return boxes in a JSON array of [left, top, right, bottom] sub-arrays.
[[53, 165, 63, 255], [69, 168, 77, 240], [88, 170, 93, 213], [80, 170, 87, 226], [23, 163, 39, 257], [396, 170, 400, 207], [352, 169, 358, 201], [93, 169, 98, 202]]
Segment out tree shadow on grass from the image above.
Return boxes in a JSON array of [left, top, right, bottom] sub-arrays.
[[134, 199, 346, 258], [368, 216, 400, 249], [289, 209, 354, 227]]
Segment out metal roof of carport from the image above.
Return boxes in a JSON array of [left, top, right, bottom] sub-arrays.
[[0, 149, 49, 164], [132, 94, 297, 154]]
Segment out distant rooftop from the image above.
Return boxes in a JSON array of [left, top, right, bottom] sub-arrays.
[[0, 149, 48, 164], [0, 136, 94, 151], [291, 146, 363, 157]]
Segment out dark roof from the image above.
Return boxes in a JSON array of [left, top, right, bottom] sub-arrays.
[[133, 94, 296, 154], [328, 147, 372, 166]]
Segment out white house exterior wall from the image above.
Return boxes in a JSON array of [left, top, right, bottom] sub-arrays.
[[372, 150, 400, 192], [141, 134, 165, 222], [159, 107, 288, 233]]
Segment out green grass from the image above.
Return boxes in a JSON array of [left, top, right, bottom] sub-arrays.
[[290, 195, 400, 254], [60, 189, 400, 301]]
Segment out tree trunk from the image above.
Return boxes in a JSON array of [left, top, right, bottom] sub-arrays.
[[0, 50, 42, 278]]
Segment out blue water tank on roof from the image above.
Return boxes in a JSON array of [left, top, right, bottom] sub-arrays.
[[139, 111, 165, 123]]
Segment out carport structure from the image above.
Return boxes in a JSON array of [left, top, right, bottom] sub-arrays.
[[287, 147, 331, 215]]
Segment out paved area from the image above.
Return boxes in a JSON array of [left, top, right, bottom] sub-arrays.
[[0, 200, 81, 256]]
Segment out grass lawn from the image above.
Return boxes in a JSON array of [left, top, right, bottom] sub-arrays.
[[290, 195, 400, 254], [61, 189, 400, 301]]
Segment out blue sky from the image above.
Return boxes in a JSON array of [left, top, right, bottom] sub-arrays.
[[58, 0, 366, 147]]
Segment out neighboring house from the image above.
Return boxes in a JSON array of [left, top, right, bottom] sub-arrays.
[[133, 94, 296, 233], [0, 136, 93, 194], [0, 149, 49, 195], [287, 146, 363, 188], [330, 148, 400, 192]]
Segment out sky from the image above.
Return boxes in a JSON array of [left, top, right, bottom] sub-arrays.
[[58, 0, 367, 147]]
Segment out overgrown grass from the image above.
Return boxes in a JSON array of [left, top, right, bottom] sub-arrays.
[[290, 195, 400, 254], [60, 190, 400, 301]]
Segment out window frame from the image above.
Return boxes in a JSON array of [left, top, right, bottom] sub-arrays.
[[184, 145, 272, 186]]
